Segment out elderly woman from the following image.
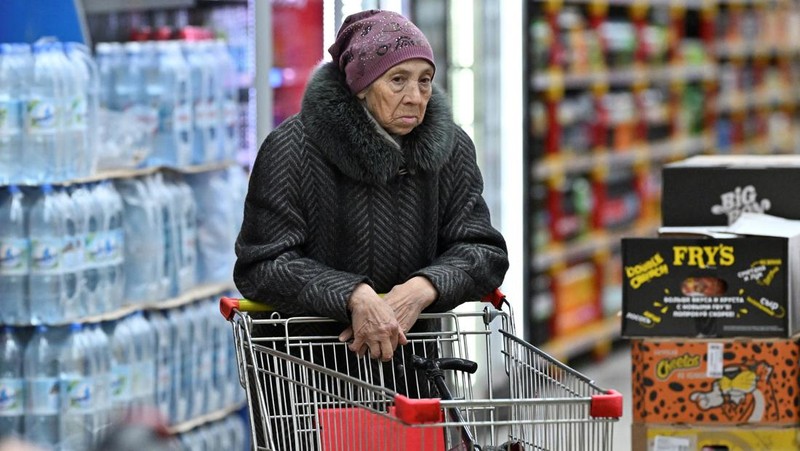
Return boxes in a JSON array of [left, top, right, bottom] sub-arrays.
[[233, 9, 509, 449]]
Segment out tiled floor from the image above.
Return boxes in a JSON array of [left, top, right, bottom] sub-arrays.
[[574, 341, 633, 451]]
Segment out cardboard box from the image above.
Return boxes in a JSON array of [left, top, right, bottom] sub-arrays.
[[631, 338, 800, 426], [662, 155, 800, 227], [632, 423, 800, 451], [622, 213, 800, 338]]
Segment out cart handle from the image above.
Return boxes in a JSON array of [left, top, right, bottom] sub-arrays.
[[220, 288, 507, 320], [219, 297, 274, 320]]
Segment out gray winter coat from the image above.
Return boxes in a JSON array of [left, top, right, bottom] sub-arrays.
[[233, 61, 508, 325]]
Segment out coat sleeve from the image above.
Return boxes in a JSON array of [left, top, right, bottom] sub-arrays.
[[233, 120, 367, 323], [411, 128, 510, 313]]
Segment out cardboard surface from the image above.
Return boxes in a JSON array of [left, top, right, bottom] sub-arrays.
[[623, 214, 800, 338], [632, 423, 800, 451], [661, 155, 800, 227], [630, 338, 800, 426]]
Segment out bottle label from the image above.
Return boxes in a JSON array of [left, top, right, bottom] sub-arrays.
[[223, 100, 237, 127], [85, 231, 101, 268], [0, 99, 22, 136], [110, 364, 131, 403], [0, 237, 30, 275], [30, 238, 62, 274], [175, 104, 192, 131], [26, 97, 58, 132], [26, 377, 59, 415], [0, 378, 23, 416], [71, 96, 87, 127], [61, 376, 93, 413]]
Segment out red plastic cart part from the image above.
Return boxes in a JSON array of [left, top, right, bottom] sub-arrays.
[[219, 296, 274, 320], [393, 394, 443, 424], [590, 389, 623, 418]]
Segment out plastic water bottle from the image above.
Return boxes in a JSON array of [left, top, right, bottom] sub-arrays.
[[116, 178, 161, 303], [24, 325, 61, 448], [0, 326, 24, 439], [104, 319, 133, 423], [175, 180, 197, 294], [28, 184, 65, 324], [55, 187, 82, 321], [59, 323, 94, 451], [0, 44, 25, 185], [144, 174, 177, 296], [171, 307, 193, 423], [24, 42, 62, 184], [183, 41, 211, 165], [128, 312, 156, 412], [188, 301, 211, 418], [146, 309, 175, 424], [93, 182, 125, 310], [51, 41, 86, 181], [213, 40, 239, 162], [207, 299, 228, 411], [86, 323, 111, 442], [0, 185, 29, 325], [69, 184, 99, 317], [124, 42, 158, 166], [66, 42, 100, 178], [187, 170, 235, 284], [199, 41, 222, 163], [151, 41, 193, 168]]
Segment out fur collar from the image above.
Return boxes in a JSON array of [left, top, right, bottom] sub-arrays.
[[300, 62, 455, 184]]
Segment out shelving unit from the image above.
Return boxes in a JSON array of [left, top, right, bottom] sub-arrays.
[[525, 0, 800, 358]]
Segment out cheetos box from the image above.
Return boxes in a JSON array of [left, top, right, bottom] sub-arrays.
[[631, 338, 800, 426], [632, 423, 800, 451], [622, 213, 800, 338], [662, 155, 800, 227]]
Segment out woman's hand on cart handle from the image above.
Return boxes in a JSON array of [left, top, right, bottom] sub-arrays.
[[345, 283, 408, 362]]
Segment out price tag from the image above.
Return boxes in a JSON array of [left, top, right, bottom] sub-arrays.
[[653, 436, 692, 451], [707, 342, 723, 378]]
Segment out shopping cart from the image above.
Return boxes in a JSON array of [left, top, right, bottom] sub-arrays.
[[219, 293, 622, 451]]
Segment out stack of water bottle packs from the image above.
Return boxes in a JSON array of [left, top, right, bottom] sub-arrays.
[[0, 37, 240, 186], [0, 35, 249, 451]]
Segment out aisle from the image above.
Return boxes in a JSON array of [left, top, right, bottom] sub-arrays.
[[573, 341, 633, 451]]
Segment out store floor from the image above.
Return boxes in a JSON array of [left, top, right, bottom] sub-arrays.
[[573, 340, 633, 451]]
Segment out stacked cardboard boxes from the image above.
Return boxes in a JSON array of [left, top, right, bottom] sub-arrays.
[[622, 156, 800, 450]]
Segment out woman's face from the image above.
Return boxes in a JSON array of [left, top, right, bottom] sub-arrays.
[[357, 59, 434, 136]]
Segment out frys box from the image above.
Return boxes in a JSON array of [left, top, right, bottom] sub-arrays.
[[662, 155, 800, 227], [622, 213, 800, 338], [631, 338, 800, 426], [631, 424, 800, 451]]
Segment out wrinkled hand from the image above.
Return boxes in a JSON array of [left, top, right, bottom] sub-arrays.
[[383, 276, 438, 333], [339, 283, 407, 361]]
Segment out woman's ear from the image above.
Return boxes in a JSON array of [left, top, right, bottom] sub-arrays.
[[356, 88, 368, 100]]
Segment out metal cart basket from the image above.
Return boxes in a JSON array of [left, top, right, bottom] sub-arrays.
[[219, 294, 622, 451]]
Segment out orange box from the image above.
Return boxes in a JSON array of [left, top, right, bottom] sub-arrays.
[[632, 423, 800, 451], [631, 338, 800, 425]]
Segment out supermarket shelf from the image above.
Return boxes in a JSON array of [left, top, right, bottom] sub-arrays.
[[3, 161, 238, 188], [533, 135, 709, 180], [715, 43, 800, 60], [717, 90, 800, 113], [532, 220, 659, 271], [540, 314, 622, 363], [530, 0, 772, 8], [531, 64, 717, 91], [168, 402, 246, 435], [82, 0, 194, 14], [58, 281, 237, 326]]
